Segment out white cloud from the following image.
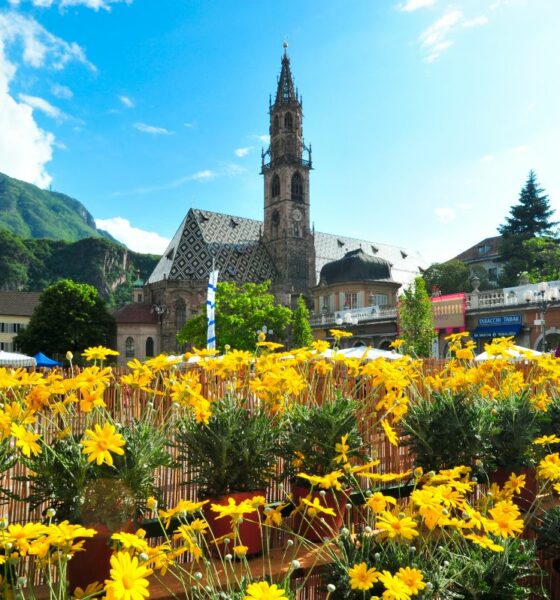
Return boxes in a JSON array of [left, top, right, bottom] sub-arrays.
[[111, 169, 217, 196], [133, 122, 173, 135], [457, 202, 472, 211], [418, 9, 488, 62], [118, 94, 134, 108], [0, 48, 54, 187], [95, 217, 170, 254], [0, 13, 92, 187], [463, 15, 488, 28], [397, 0, 435, 12], [234, 146, 252, 158], [190, 169, 214, 181], [251, 134, 270, 144], [10, 0, 133, 11], [434, 207, 456, 223], [184, 121, 196, 129], [50, 82, 72, 98], [0, 12, 95, 71], [18, 93, 65, 120], [513, 144, 529, 153], [481, 154, 495, 162]]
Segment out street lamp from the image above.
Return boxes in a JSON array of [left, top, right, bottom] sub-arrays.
[[523, 282, 559, 352]]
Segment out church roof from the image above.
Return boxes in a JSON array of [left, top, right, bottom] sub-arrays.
[[114, 303, 158, 325], [275, 49, 298, 106], [147, 209, 277, 285], [315, 232, 425, 289], [147, 209, 426, 289]]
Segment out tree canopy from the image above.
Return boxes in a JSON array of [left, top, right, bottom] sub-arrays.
[[177, 280, 293, 352], [422, 260, 491, 295], [498, 170, 557, 238], [498, 171, 558, 285], [15, 279, 115, 359], [292, 295, 313, 347], [398, 276, 435, 358]]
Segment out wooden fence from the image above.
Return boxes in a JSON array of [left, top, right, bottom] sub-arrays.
[[4, 358, 560, 598]]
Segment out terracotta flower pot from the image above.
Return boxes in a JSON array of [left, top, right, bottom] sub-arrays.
[[202, 490, 266, 557], [291, 483, 350, 542], [489, 466, 537, 511], [67, 520, 135, 594]]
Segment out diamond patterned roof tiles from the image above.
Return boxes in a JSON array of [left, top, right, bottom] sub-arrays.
[[147, 209, 427, 289]]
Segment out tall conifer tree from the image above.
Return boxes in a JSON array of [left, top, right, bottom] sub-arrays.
[[498, 171, 558, 285]]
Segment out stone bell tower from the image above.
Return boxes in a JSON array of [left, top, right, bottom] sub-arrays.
[[262, 44, 315, 307]]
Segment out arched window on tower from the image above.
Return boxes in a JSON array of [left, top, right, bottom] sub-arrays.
[[145, 337, 154, 357], [291, 172, 303, 202], [271, 174, 280, 198], [284, 112, 293, 130], [125, 336, 135, 358], [175, 298, 186, 332], [273, 115, 279, 135]]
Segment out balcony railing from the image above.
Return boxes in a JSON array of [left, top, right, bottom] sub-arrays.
[[309, 306, 397, 328], [261, 155, 312, 172]]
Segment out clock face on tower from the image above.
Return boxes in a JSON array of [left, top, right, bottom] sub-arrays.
[[291, 208, 303, 222]]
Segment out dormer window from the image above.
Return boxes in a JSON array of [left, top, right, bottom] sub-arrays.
[[478, 244, 490, 255]]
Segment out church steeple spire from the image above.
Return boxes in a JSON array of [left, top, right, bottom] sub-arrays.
[[275, 43, 298, 106], [262, 45, 315, 307]]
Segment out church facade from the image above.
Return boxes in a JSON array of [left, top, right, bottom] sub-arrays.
[[119, 49, 426, 357]]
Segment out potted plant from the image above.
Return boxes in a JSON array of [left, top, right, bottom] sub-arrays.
[[281, 393, 365, 541], [175, 395, 281, 555], [401, 390, 492, 474], [486, 391, 542, 507], [19, 418, 174, 592], [535, 505, 560, 581]]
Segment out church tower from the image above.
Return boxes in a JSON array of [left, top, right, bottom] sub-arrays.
[[262, 44, 315, 307]]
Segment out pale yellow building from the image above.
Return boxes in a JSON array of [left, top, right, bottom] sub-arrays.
[[0, 292, 41, 352]]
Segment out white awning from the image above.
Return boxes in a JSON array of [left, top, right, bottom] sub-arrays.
[[0, 351, 37, 368]]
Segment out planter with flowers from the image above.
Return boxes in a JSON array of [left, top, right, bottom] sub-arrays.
[[281, 393, 365, 541], [175, 395, 281, 556], [20, 416, 174, 593]]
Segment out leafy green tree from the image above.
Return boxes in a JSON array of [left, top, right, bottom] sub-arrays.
[[398, 276, 435, 358], [14, 279, 115, 359], [498, 171, 558, 285], [523, 237, 560, 282], [422, 260, 491, 295], [292, 295, 313, 347], [177, 280, 293, 352]]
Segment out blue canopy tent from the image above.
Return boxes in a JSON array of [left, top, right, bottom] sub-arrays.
[[34, 352, 62, 368]]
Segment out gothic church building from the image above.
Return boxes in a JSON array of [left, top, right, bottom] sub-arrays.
[[121, 49, 426, 356]]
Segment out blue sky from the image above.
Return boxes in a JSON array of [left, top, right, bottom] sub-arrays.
[[1, 0, 559, 264]]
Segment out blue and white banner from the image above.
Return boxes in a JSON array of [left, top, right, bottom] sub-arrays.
[[206, 269, 219, 350]]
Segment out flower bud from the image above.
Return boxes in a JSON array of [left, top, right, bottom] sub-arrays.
[[291, 559, 301, 569], [225, 554, 232, 561], [327, 584, 336, 593], [139, 552, 149, 562], [66, 351, 73, 361], [194, 571, 203, 580]]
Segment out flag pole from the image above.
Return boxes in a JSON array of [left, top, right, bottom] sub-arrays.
[[207, 259, 218, 350]]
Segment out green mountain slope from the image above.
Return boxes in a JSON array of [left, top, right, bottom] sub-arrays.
[[0, 229, 159, 309], [0, 171, 106, 241]]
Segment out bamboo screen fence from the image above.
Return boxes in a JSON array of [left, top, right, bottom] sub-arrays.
[[3, 358, 559, 599]]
